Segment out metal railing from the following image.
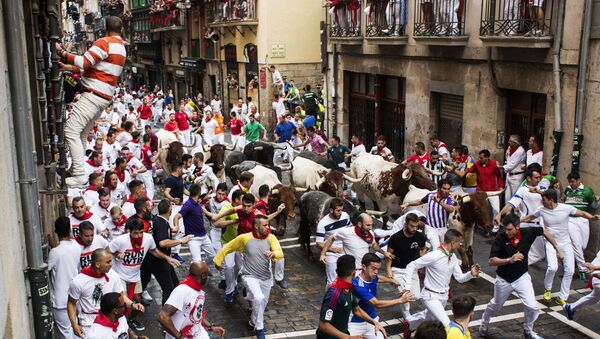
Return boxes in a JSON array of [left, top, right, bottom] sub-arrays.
[[209, 0, 257, 24], [480, 0, 554, 36], [414, 0, 466, 36], [328, 0, 362, 37], [150, 7, 185, 31], [365, 0, 407, 37]]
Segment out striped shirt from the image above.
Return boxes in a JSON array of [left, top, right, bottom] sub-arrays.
[[426, 160, 446, 185], [315, 212, 352, 248], [66, 35, 126, 100], [421, 192, 454, 229]]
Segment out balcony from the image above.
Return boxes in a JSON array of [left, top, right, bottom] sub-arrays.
[[365, 0, 408, 44], [328, 0, 362, 43], [150, 6, 185, 32], [207, 0, 258, 27], [132, 10, 151, 44], [413, 0, 468, 46], [480, 0, 554, 48]]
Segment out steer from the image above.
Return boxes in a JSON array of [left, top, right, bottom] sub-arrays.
[[224, 151, 247, 183], [247, 164, 304, 235], [296, 150, 343, 171], [291, 157, 361, 197], [188, 140, 232, 182], [244, 141, 286, 168], [156, 129, 184, 177], [350, 153, 436, 216]]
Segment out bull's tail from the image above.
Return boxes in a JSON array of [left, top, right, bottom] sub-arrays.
[[297, 200, 312, 258]]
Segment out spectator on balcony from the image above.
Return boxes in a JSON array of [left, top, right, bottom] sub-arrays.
[[526, 0, 545, 36], [388, 0, 407, 35], [420, 0, 435, 34], [504, 0, 522, 35], [438, 0, 460, 35]]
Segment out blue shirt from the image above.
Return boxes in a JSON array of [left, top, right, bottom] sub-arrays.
[[274, 121, 296, 143], [351, 275, 378, 322], [179, 198, 207, 237], [303, 115, 316, 128]]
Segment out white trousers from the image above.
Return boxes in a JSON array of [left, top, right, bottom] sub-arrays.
[[348, 316, 385, 339], [216, 133, 225, 144], [325, 253, 343, 285], [569, 217, 590, 271], [545, 241, 575, 300], [425, 226, 447, 249], [188, 235, 216, 264], [64, 92, 110, 177], [140, 119, 149, 132], [505, 174, 524, 202], [170, 204, 184, 255], [406, 290, 449, 330], [481, 273, 539, 332], [210, 228, 225, 280], [137, 170, 155, 200], [223, 251, 242, 294], [488, 195, 500, 219], [53, 308, 73, 339], [274, 259, 285, 281], [231, 134, 246, 151], [571, 282, 600, 312], [243, 276, 273, 331], [392, 267, 421, 318]]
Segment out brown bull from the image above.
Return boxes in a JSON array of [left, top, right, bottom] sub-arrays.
[[267, 184, 304, 235]]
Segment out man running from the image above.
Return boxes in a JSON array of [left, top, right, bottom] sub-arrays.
[[56, 16, 126, 187], [479, 214, 560, 339], [315, 198, 352, 285]]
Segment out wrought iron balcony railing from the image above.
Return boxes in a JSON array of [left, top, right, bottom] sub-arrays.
[[150, 7, 185, 32], [328, 0, 362, 38], [480, 0, 554, 37], [208, 0, 257, 25], [365, 0, 407, 37], [414, 0, 466, 36]]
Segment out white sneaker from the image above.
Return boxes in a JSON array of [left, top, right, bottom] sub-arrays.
[[491, 224, 500, 233], [65, 175, 88, 187], [479, 322, 489, 336], [141, 290, 153, 303], [524, 330, 544, 339]]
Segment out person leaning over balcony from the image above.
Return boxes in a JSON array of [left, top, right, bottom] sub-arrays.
[[56, 16, 126, 188]]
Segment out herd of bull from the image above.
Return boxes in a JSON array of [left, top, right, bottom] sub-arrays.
[[155, 129, 503, 271]]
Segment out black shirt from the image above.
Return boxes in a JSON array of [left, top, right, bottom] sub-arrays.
[[302, 91, 319, 110], [165, 175, 185, 200], [387, 230, 426, 269], [489, 227, 544, 283], [152, 215, 172, 257]]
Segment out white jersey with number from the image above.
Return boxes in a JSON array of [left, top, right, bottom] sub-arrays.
[[68, 269, 123, 327]]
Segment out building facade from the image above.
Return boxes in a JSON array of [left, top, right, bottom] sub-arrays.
[[325, 0, 600, 254]]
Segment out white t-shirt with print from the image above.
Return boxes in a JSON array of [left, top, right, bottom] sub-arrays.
[[68, 269, 123, 327], [69, 213, 106, 238], [109, 233, 156, 282], [90, 202, 118, 223], [79, 236, 109, 270], [164, 284, 209, 339]]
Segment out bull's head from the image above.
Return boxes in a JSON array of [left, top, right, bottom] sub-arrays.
[[166, 141, 185, 166], [270, 184, 306, 219], [454, 191, 493, 228], [389, 163, 435, 199], [317, 171, 344, 198], [208, 144, 227, 171]]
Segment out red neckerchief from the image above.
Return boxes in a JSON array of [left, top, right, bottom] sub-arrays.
[[74, 235, 86, 247], [115, 169, 126, 182], [126, 196, 135, 203], [178, 275, 204, 291], [531, 147, 542, 155], [375, 148, 385, 155], [354, 141, 363, 146], [453, 154, 468, 163], [509, 229, 522, 248], [273, 98, 280, 103], [93, 312, 119, 332], [205, 117, 212, 123], [74, 211, 93, 221], [130, 235, 143, 249], [329, 277, 354, 290], [80, 266, 109, 282], [86, 159, 100, 167], [354, 225, 373, 244], [131, 138, 139, 144], [214, 196, 229, 204], [114, 215, 127, 227], [252, 228, 271, 240], [437, 245, 453, 262], [83, 185, 99, 194], [508, 146, 518, 156]]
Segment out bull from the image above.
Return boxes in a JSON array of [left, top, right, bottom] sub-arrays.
[[224, 151, 247, 183], [187, 138, 233, 182], [156, 129, 184, 177], [291, 157, 362, 197], [244, 141, 286, 168], [296, 150, 343, 171]]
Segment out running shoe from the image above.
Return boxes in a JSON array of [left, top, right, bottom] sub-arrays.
[[479, 322, 489, 336], [275, 279, 289, 289], [563, 304, 575, 321], [171, 253, 186, 264], [218, 279, 226, 290], [579, 270, 588, 282], [554, 297, 567, 306], [129, 320, 145, 331], [543, 290, 552, 301], [224, 292, 234, 303], [141, 290, 153, 304], [524, 329, 544, 339]]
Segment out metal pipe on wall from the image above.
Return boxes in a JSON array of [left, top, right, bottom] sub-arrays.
[[572, 0, 593, 174], [2, 0, 53, 337], [549, 0, 566, 177]]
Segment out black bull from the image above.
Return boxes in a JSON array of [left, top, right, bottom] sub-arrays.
[[243, 141, 286, 168]]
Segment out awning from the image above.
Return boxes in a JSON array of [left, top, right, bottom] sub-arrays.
[[179, 57, 204, 70]]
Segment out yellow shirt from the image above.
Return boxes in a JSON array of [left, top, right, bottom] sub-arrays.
[[446, 322, 471, 339]]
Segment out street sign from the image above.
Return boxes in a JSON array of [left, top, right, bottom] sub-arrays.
[[259, 67, 267, 89]]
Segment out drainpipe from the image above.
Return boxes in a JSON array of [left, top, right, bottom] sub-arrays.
[[549, 0, 566, 177], [2, 0, 53, 338], [572, 0, 593, 174], [331, 43, 338, 137]]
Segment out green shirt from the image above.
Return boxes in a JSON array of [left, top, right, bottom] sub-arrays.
[[244, 121, 265, 143], [564, 184, 596, 212], [219, 203, 239, 243], [316, 287, 359, 339]]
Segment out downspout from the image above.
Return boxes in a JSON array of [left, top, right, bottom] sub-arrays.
[[331, 43, 338, 137], [549, 0, 566, 177], [572, 0, 593, 174], [2, 0, 53, 338]]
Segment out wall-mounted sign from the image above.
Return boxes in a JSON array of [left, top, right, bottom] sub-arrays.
[[259, 67, 267, 89], [271, 44, 285, 58]]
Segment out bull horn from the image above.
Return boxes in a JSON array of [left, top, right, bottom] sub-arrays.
[[365, 209, 387, 217], [225, 143, 235, 151], [161, 145, 170, 150], [271, 189, 279, 195], [202, 144, 211, 152], [295, 187, 307, 192], [205, 163, 214, 167], [272, 143, 287, 150], [254, 146, 264, 151], [461, 196, 471, 203], [231, 164, 240, 169], [486, 190, 504, 197], [402, 169, 412, 181], [343, 173, 365, 183]]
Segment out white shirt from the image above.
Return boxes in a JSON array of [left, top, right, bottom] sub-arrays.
[[84, 161, 107, 178], [82, 189, 100, 207], [126, 156, 145, 174], [68, 269, 123, 327], [503, 146, 526, 174], [109, 112, 120, 126], [132, 98, 142, 110], [376, 210, 426, 238], [333, 226, 374, 268], [104, 217, 127, 242], [69, 213, 106, 238], [116, 131, 132, 146], [350, 143, 366, 160], [90, 202, 118, 223], [86, 315, 129, 339], [116, 101, 128, 116], [153, 98, 164, 111], [210, 99, 222, 113], [532, 203, 578, 244], [404, 248, 473, 294], [508, 185, 543, 223], [78, 236, 109, 270], [202, 118, 219, 140], [107, 184, 127, 205], [109, 233, 156, 282], [272, 100, 286, 118], [102, 140, 122, 167], [122, 202, 136, 218], [526, 148, 543, 166], [272, 70, 283, 85], [207, 195, 230, 228], [127, 140, 142, 160], [315, 212, 352, 251], [164, 284, 208, 339], [591, 251, 600, 285], [163, 107, 176, 121], [48, 240, 81, 309]]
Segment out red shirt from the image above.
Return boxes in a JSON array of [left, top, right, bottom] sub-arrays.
[[405, 152, 430, 165], [137, 104, 152, 120], [174, 112, 190, 131], [226, 118, 244, 135], [255, 200, 270, 215], [467, 160, 504, 191], [164, 121, 178, 132], [141, 145, 153, 170], [234, 206, 264, 235]]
